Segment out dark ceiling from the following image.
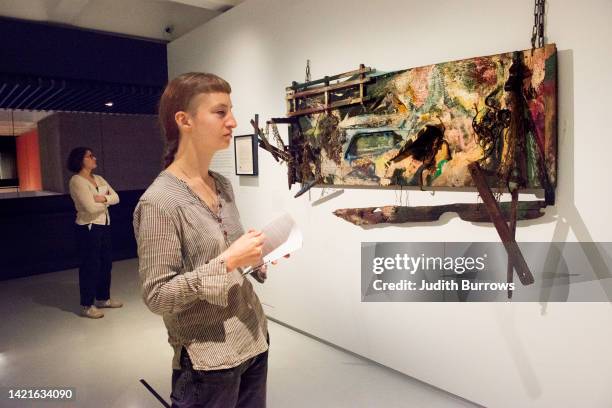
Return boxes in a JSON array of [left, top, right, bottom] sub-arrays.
[[0, 17, 167, 115], [0, 74, 162, 114]]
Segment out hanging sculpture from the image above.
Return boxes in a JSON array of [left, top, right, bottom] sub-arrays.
[[250, 1, 553, 296], [260, 44, 556, 191], [252, 44, 557, 289], [256, 46, 556, 197]]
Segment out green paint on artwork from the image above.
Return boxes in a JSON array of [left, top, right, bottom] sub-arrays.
[[434, 159, 448, 177]]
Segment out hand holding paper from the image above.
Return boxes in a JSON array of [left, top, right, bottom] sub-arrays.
[[221, 230, 265, 271], [242, 213, 302, 275]]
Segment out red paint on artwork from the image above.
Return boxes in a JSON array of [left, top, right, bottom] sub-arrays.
[[473, 58, 498, 87], [529, 81, 556, 154]]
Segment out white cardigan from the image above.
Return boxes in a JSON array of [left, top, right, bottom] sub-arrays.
[[69, 174, 120, 226]]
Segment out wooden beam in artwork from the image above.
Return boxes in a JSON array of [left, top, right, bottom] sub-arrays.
[[287, 66, 372, 91], [507, 189, 519, 298], [268, 117, 299, 124], [251, 115, 285, 162], [257, 138, 290, 162], [332, 201, 546, 225], [287, 96, 372, 117], [286, 77, 372, 100], [294, 176, 323, 198], [467, 162, 534, 286]]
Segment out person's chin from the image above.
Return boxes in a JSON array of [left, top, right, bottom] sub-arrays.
[[213, 141, 230, 152]]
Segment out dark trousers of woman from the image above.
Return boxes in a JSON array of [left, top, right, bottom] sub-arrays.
[[76, 224, 112, 306], [171, 347, 268, 408]]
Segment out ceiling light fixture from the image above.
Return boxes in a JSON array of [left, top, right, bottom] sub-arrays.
[[105, 102, 114, 107]]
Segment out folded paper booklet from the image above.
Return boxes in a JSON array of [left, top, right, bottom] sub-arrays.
[[241, 212, 302, 275]]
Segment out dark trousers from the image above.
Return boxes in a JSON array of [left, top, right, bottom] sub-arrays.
[[76, 224, 112, 306], [171, 347, 268, 408]]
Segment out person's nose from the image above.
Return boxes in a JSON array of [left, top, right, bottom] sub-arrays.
[[226, 112, 237, 129]]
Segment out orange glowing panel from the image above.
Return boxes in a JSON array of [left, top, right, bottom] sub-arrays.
[[16, 129, 42, 191]]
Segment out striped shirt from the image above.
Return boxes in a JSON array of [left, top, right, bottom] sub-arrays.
[[133, 170, 268, 371]]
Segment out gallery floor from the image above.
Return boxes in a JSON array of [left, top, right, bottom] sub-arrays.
[[0, 259, 480, 407]]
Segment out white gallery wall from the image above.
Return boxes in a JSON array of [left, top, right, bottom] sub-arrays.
[[168, 1, 612, 406]]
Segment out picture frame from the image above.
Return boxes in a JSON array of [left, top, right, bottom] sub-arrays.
[[234, 134, 258, 176]]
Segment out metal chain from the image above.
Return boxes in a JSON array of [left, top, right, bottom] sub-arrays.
[[531, 0, 545, 49]]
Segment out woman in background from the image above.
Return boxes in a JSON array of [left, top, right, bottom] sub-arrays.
[[67, 147, 122, 319]]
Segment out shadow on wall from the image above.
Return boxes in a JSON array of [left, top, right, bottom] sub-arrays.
[[539, 49, 612, 308], [494, 49, 611, 402]]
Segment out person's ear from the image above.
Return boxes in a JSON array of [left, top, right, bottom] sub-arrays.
[[175, 111, 192, 131]]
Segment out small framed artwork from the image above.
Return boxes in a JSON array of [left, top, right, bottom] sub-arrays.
[[234, 134, 258, 176]]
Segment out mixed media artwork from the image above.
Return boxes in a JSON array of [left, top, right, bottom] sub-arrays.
[[260, 45, 557, 203], [253, 45, 558, 288]]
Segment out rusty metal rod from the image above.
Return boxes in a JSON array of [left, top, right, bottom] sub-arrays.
[[468, 162, 534, 286]]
